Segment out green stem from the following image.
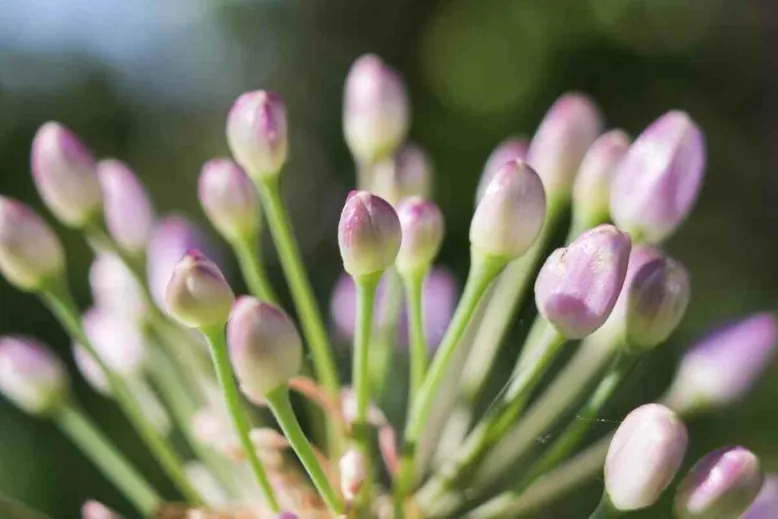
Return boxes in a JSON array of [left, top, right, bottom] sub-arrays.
[[54, 402, 162, 516], [200, 326, 279, 512], [266, 387, 344, 514], [233, 235, 279, 304], [589, 495, 622, 519], [0, 495, 54, 519], [371, 268, 403, 398], [403, 270, 428, 398], [354, 273, 382, 435]]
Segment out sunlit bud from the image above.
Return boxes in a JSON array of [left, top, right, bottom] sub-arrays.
[[165, 251, 234, 328], [344, 54, 410, 163], [89, 253, 147, 322], [535, 224, 631, 338], [742, 476, 778, 519], [0, 336, 68, 415], [97, 159, 154, 255], [81, 500, 122, 519], [198, 158, 260, 243], [526, 93, 603, 198], [572, 130, 630, 226], [611, 111, 706, 243], [227, 298, 303, 399], [340, 448, 367, 503], [395, 197, 444, 276], [80, 307, 147, 378], [338, 191, 401, 277], [663, 313, 778, 414], [476, 137, 529, 204], [470, 160, 546, 261], [0, 196, 65, 291], [371, 143, 433, 205], [675, 446, 763, 519], [226, 90, 288, 181], [31, 122, 102, 227], [605, 403, 688, 511]]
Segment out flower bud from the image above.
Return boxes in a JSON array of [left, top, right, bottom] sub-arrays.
[[80, 307, 147, 378], [226, 90, 288, 181], [89, 253, 147, 322], [675, 446, 763, 519], [470, 160, 546, 261], [0, 336, 68, 415], [0, 196, 65, 291], [343, 54, 409, 164], [227, 298, 303, 399], [535, 224, 631, 338], [82, 500, 122, 519], [371, 143, 433, 205], [340, 447, 367, 502], [526, 93, 603, 198], [338, 191, 401, 277], [31, 122, 102, 227], [97, 159, 154, 255], [611, 111, 706, 243], [73, 345, 110, 394], [165, 251, 234, 328], [395, 197, 444, 275], [198, 158, 260, 243], [605, 403, 688, 511], [476, 137, 529, 204], [742, 476, 778, 519], [276, 513, 299, 519], [663, 313, 778, 414]]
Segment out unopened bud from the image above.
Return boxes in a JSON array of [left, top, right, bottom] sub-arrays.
[[80, 307, 147, 378], [371, 143, 433, 205], [476, 137, 529, 204], [227, 90, 288, 181], [339, 448, 367, 502], [89, 253, 147, 322], [742, 476, 778, 519], [395, 197, 444, 275], [0, 336, 68, 415], [165, 251, 234, 328], [97, 159, 154, 255], [338, 191, 401, 278], [199, 158, 260, 243], [82, 500, 122, 519]]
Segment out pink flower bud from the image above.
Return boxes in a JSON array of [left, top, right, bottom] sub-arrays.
[[89, 253, 147, 322], [165, 251, 235, 328], [572, 129, 630, 225], [80, 307, 147, 378], [339, 447, 367, 502], [198, 158, 260, 243], [0, 336, 68, 415], [97, 159, 154, 255], [742, 476, 778, 519], [476, 136, 529, 204], [395, 197, 444, 275], [371, 143, 433, 205], [338, 191, 401, 277], [82, 500, 122, 519]]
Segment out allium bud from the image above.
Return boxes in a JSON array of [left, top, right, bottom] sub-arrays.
[[476, 137, 529, 204], [605, 403, 688, 511], [227, 298, 303, 399], [742, 477, 778, 519], [198, 158, 260, 243], [343, 54, 410, 163], [89, 253, 147, 322], [0, 336, 68, 415], [165, 251, 234, 328], [339, 447, 367, 502], [226, 91, 288, 181], [0, 196, 65, 291], [675, 446, 763, 519], [31, 122, 102, 227], [572, 129, 630, 225], [73, 345, 110, 394], [663, 314, 778, 414], [371, 143, 433, 205], [82, 500, 122, 519], [338, 191, 401, 277], [395, 197, 444, 275], [526, 93, 603, 198], [276, 513, 299, 519], [535, 224, 631, 338], [97, 159, 154, 255], [81, 307, 147, 378], [470, 160, 546, 261], [610, 111, 706, 243]]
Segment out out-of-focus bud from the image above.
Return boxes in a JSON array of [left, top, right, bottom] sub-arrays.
[[31, 122, 102, 227], [73, 345, 110, 394], [199, 158, 260, 244], [371, 143, 433, 205], [338, 191, 401, 278], [89, 253, 147, 322], [476, 137, 529, 204], [742, 476, 778, 519], [344, 54, 410, 164], [0, 336, 68, 415], [526, 93, 603, 199], [276, 513, 300, 519], [226, 90, 288, 181], [0, 196, 65, 291], [339, 447, 367, 503], [97, 159, 154, 255], [663, 313, 778, 414], [572, 129, 630, 227], [82, 500, 122, 519], [675, 446, 763, 519], [81, 307, 147, 378], [395, 197, 444, 276], [227, 297, 303, 399], [610, 111, 706, 243], [605, 403, 688, 511], [165, 251, 234, 328], [470, 160, 546, 261], [535, 224, 631, 339]]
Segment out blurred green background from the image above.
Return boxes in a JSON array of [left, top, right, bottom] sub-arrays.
[[1, 0, 777, 517]]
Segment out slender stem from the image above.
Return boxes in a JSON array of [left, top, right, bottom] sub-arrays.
[[54, 402, 162, 515], [0, 495, 54, 519], [370, 268, 403, 398], [354, 273, 382, 433], [266, 387, 345, 514], [233, 235, 279, 304], [403, 270, 428, 398], [200, 326, 279, 512], [589, 495, 622, 519]]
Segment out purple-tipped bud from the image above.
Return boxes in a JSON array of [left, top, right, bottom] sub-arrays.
[[82, 500, 122, 519], [0, 197, 65, 291], [675, 446, 763, 518], [276, 513, 299, 519], [572, 129, 631, 225], [605, 403, 688, 511], [0, 336, 68, 415], [372, 143, 433, 205], [89, 253, 147, 323], [526, 93, 603, 198], [165, 251, 235, 328], [97, 159, 154, 255], [395, 197, 444, 275], [343, 54, 410, 163], [80, 307, 147, 378], [610, 111, 706, 243], [663, 314, 778, 414], [340, 448, 367, 503], [470, 160, 546, 261], [338, 191, 401, 277], [535, 224, 631, 338], [476, 137, 529, 204], [31, 122, 102, 227], [198, 158, 260, 243], [226, 91, 288, 181], [227, 297, 303, 399], [742, 477, 778, 519]]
